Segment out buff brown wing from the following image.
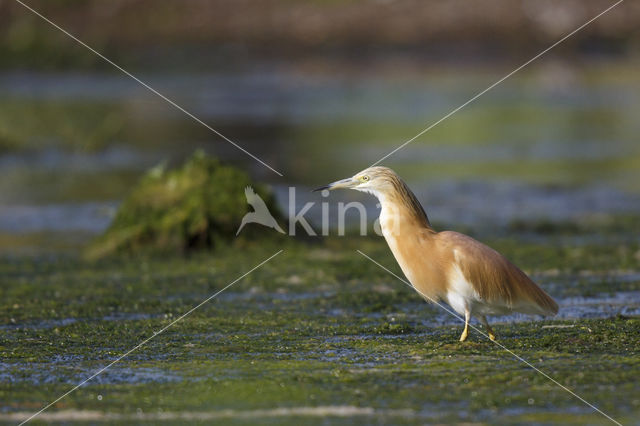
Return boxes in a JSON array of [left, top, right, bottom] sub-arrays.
[[439, 231, 558, 316]]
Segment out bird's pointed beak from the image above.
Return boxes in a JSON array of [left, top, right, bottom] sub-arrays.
[[313, 177, 356, 192]]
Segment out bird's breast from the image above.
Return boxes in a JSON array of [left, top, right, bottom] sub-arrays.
[[379, 218, 448, 302]]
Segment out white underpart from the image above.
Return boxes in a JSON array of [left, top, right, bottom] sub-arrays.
[[446, 260, 479, 316], [446, 250, 512, 317]]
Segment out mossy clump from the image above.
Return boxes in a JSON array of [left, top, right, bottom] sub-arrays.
[[86, 151, 283, 259]]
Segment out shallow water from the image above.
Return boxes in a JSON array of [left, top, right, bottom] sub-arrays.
[[1, 62, 639, 239], [1, 245, 638, 423], [0, 61, 640, 207], [0, 362, 180, 386]]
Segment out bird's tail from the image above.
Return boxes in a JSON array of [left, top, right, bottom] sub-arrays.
[[519, 282, 559, 316]]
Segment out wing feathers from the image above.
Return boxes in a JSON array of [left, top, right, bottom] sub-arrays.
[[442, 231, 558, 316]]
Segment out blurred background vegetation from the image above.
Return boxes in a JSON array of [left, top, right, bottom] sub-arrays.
[[1, 0, 638, 69], [0, 0, 638, 254]]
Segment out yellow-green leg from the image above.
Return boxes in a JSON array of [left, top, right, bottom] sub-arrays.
[[459, 308, 470, 342], [481, 315, 496, 341]]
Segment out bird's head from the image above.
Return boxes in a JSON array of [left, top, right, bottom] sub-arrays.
[[314, 166, 431, 227], [313, 166, 399, 197]]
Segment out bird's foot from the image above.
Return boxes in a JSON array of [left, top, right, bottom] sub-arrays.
[[481, 316, 496, 342], [459, 329, 468, 342]]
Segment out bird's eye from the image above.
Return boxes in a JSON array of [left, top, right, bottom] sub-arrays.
[[362, 176, 369, 181]]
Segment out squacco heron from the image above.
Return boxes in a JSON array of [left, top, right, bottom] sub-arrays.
[[315, 166, 558, 342]]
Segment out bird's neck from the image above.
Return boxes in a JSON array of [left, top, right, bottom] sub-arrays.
[[375, 186, 433, 238]]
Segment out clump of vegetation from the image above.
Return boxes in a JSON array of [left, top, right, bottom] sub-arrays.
[[86, 151, 283, 259]]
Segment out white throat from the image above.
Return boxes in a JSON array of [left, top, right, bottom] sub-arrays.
[[354, 186, 386, 203], [354, 187, 398, 237]]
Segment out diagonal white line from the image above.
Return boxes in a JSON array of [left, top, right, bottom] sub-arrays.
[[356, 250, 622, 426], [12, 0, 283, 177], [18, 250, 284, 426], [369, 0, 625, 168]]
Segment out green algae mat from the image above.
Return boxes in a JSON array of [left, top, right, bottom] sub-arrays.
[[1, 237, 639, 425]]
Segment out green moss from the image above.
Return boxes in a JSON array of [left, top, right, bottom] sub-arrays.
[[86, 151, 284, 259], [1, 231, 640, 423]]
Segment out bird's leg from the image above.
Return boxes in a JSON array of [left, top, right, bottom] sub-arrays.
[[459, 308, 470, 342], [480, 316, 496, 341]]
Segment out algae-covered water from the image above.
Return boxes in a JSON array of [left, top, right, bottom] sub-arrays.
[[1, 237, 639, 424], [1, 60, 640, 424]]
